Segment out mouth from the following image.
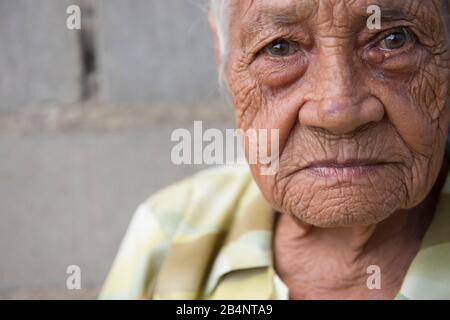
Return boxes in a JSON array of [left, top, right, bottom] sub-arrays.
[[303, 159, 390, 178]]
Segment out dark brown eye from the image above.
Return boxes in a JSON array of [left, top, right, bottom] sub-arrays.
[[379, 28, 411, 51], [266, 39, 297, 57]]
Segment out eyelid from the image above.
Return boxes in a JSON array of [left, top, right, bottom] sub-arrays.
[[269, 39, 299, 54], [371, 27, 417, 49], [256, 37, 301, 59], [248, 29, 309, 58]]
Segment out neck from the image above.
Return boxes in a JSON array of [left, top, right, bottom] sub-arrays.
[[273, 161, 448, 300]]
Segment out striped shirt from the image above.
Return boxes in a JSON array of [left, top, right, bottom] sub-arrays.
[[100, 165, 450, 299]]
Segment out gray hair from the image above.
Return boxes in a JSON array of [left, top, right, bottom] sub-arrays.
[[210, 0, 229, 65]]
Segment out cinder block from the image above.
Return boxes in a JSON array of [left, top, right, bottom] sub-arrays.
[[0, 119, 234, 298], [0, 0, 81, 111], [97, 0, 221, 106]]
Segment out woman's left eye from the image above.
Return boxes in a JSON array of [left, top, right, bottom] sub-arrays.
[[378, 28, 414, 51]]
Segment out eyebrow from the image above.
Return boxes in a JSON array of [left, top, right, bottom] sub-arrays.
[[241, 3, 310, 44], [260, 7, 307, 26], [378, 8, 416, 23], [255, 6, 416, 27], [257, 0, 327, 27], [241, 0, 437, 44]]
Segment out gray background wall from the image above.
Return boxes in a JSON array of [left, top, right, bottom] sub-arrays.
[[0, 0, 232, 299]]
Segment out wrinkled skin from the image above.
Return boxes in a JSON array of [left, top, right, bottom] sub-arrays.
[[211, 0, 450, 299], [223, 0, 450, 227]]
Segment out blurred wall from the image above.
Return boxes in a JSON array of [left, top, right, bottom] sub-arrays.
[[0, 0, 232, 299]]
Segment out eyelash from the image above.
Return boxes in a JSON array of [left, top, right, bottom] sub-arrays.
[[370, 27, 417, 51], [254, 33, 299, 55], [254, 27, 418, 62]]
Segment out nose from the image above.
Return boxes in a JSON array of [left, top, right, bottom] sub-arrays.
[[299, 52, 384, 135], [299, 96, 385, 135]]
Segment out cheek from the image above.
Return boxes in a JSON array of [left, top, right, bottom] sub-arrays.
[[226, 64, 281, 200], [228, 48, 309, 130], [375, 60, 449, 159], [410, 56, 449, 123], [227, 64, 261, 130], [249, 54, 308, 89], [367, 60, 450, 206], [227, 56, 305, 179]]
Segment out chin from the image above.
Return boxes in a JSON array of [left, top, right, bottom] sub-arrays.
[[276, 183, 406, 228], [290, 204, 396, 228]]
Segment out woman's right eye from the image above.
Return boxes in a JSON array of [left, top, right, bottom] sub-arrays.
[[265, 38, 298, 57]]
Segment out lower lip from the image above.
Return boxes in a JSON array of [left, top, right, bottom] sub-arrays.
[[304, 164, 386, 178]]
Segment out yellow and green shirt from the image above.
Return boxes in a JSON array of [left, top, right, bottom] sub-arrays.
[[100, 165, 450, 300]]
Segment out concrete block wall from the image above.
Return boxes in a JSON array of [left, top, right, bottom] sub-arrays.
[[97, 0, 222, 106], [0, 0, 81, 111], [0, 0, 231, 299]]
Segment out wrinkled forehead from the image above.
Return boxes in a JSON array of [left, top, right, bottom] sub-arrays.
[[228, 0, 446, 29]]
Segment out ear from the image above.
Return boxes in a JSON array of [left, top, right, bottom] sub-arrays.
[[208, 13, 223, 70]]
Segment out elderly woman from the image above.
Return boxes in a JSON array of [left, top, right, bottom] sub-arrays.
[[101, 0, 450, 300]]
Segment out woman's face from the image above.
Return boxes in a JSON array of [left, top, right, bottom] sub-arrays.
[[223, 0, 450, 227]]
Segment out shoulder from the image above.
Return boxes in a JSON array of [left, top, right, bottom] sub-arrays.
[[141, 164, 254, 240], [100, 165, 254, 299]]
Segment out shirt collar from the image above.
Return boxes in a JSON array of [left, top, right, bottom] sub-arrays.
[[204, 179, 275, 295]]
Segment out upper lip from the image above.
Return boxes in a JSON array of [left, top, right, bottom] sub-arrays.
[[305, 159, 388, 169]]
